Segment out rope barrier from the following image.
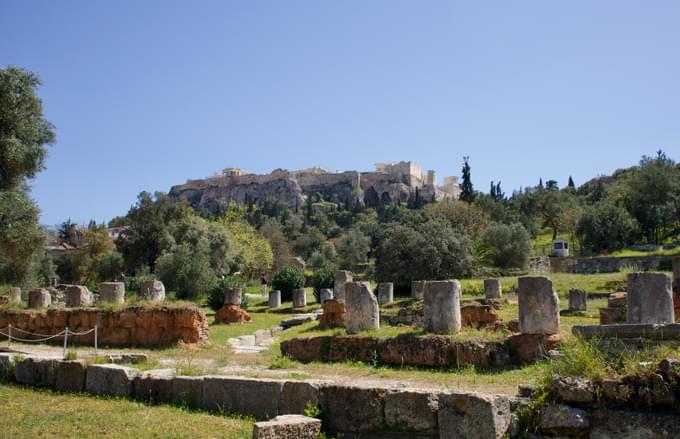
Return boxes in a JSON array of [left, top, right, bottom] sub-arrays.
[[1, 325, 99, 358], [0, 330, 66, 343]]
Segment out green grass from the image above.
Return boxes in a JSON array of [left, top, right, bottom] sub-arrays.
[[607, 247, 680, 257], [0, 383, 252, 438]]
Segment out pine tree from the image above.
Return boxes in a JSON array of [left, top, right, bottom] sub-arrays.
[[568, 176, 575, 189], [460, 156, 475, 202], [495, 182, 505, 201], [490, 181, 496, 199], [538, 178, 544, 189]]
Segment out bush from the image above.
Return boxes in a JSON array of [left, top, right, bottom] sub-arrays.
[[576, 202, 638, 252], [271, 266, 305, 301], [479, 222, 532, 269], [312, 263, 336, 302], [207, 275, 248, 311]]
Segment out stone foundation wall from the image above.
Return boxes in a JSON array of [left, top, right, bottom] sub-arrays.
[[0, 306, 208, 346], [550, 255, 672, 274]]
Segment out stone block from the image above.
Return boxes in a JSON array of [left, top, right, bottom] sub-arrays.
[[424, 280, 461, 334], [377, 282, 393, 305], [140, 280, 165, 302], [484, 278, 502, 299], [384, 388, 439, 433], [172, 375, 204, 408], [0, 353, 15, 381], [15, 356, 58, 387], [292, 289, 307, 308], [551, 376, 595, 405], [318, 288, 333, 304], [608, 291, 627, 308], [461, 302, 500, 328], [322, 384, 386, 433], [268, 290, 281, 308], [279, 380, 322, 414], [600, 307, 626, 324], [9, 287, 21, 304], [100, 282, 125, 304], [627, 272, 674, 324], [568, 289, 587, 311], [55, 360, 86, 392], [517, 276, 560, 335], [27, 288, 51, 308], [134, 369, 175, 403], [539, 404, 589, 436], [252, 415, 321, 439], [334, 270, 352, 301], [224, 287, 242, 306], [202, 376, 283, 420], [438, 391, 512, 439], [411, 280, 426, 300], [507, 333, 561, 363], [86, 364, 139, 397], [319, 299, 346, 329], [65, 285, 92, 307], [345, 282, 379, 334], [214, 304, 251, 323]]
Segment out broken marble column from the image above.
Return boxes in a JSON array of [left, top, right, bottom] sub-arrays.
[[28, 288, 51, 308], [377, 282, 394, 305], [334, 271, 352, 301], [518, 276, 560, 335], [484, 278, 502, 299], [9, 287, 21, 304], [269, 290, 281, 308], [411, 281, 426, 300], [293, 289, 307, 308], [224, 287, 242, 306], [423, 280, 461, 334], [627, 272, 674, 324], [65, 285, 92, 307], [345, 282, 379, 334], [140, 280, 165, 302], [568, 289, 587, 311], [100, 282, 125, 304], [319, 288, 333, 304]]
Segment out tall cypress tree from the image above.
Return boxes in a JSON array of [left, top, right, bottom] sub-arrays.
[[460, 156, 475, 202], [568, 176, 575, 189]]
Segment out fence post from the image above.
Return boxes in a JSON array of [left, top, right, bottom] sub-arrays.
[[94, 325, 98, 357], [7, 324, 11, 349], [63, 327, 69, 359]]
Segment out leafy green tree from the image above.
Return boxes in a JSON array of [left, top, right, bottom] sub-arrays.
[[460, 156, 475, 202], [260, 220, 293, 272], [425, 199, 490, 239], [312, 263, 336, 302], [576, 202, 638, 252], [98, 251, 125, 281], [337, 228, 370, 270], [534, 188, 581, 240], [220, 207, 272, 279], [271, 266, 305, 301], [479, 222, 532, 269]]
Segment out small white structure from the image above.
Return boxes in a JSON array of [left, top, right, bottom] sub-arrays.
[[552, 240, 569, 257]]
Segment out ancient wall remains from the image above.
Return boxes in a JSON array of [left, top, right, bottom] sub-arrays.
[[549, 255, 672, 274]]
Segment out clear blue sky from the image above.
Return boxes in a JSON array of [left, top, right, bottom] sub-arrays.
[[2, 1, 679, 226]]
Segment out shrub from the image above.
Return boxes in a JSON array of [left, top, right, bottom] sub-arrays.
[[271, 266, 305, 301], [479, 222, 532, 269], [312, 263, 336, 302], [207, 275, 247, 311], [576, 202, 638, 252]]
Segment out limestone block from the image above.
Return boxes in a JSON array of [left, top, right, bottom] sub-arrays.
[[15, 357, 58, 387], [268, 290, 281, 308], [86, 364, 139, 397], [292, 289, 307, 308], [484, 278, 502, 299], [319, 299, 346, 329], [0, 353, 15, 381], [252, 415, 321, 439], [377, 283, 394, 305], [345, 282, 379, 334], [172, 376, 204, 408], [518, 276, 560, 335], [321, 385, 386, 433], [568, 289, 587, 311], [27, 288, 51, 308], [627, 272, 674, 324], [100, 282, 125, 304], [438, 391, 512, 439], [224, 287, 242, 306], [202, 376, 283, 420], [411, 280, 426, 300], [538, 404, 589, 435], [423, 280, 461, 334], [9, 287, 21, 304], [140, 280, 165, 302], [279, 380, 322, 414], [56, 360, 87, 392], [334, 270, 352, 301], [65, 285, 92, 307], [384, 389, 439, 433], [319, 288, 333, 304], [134, 369, 174, 403]]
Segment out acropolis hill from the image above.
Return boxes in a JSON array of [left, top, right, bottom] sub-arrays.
[[169, 161, 461, 213]]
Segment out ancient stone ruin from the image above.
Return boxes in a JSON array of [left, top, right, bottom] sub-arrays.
[[292, 289, 307, 308], [100, 282, 125, 304], [599, 292, 626, 324], [268, 290, 281, 308], [319, 289, 333, 304], [411, 280, 425, 301], [319, 299, 346, 329], [28, 288, 51, 309], [215, 287, 251, 324], [345, 282, 379, 334], [568, 289, 587, 311], [627, 272, 674, 324], [517, 276, 560, 335], [334, 271, 352, 301], [484, 278, 502, 299], [65, 285, 92, 308], [377, 282, 393, 305], [423, 280, 461, 334], [140, 280, 165, 302]]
